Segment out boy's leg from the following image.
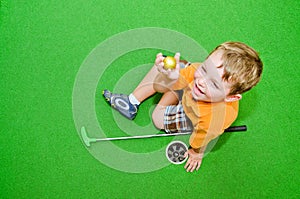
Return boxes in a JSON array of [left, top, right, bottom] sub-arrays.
[[132, 58, 190, 102], [103, 64, 162, 120], [132, 64, 160, 102], [103, 57, 189, 120], [152, 91, 179, 129]]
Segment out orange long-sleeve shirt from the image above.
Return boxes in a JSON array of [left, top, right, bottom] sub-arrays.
[[172, 63, 239, 148]]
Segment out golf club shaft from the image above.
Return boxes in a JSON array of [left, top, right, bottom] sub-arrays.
[[93, 131, 192, 141], [88, 125, 247, 142]]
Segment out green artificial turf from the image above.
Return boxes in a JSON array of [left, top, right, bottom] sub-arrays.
[[1, 0, 299, 198]]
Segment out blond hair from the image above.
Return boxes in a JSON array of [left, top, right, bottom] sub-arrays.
[[212, 42, 263, 95]]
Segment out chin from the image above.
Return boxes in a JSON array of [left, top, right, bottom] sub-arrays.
[[192, 90, 207, 101]]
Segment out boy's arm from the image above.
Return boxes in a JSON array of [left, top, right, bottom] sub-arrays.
[[184, 127, 217, 172], [153, 53, 181, 93], [153, 74, 178, 93]]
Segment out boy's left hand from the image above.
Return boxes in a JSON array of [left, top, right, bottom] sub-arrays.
[[183, 149, 204, 172]]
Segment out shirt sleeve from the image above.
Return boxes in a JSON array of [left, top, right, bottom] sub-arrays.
[[189, 125, 222, 149], [189, 101, 239, 149]]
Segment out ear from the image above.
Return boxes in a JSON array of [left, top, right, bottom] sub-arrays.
[[225, 94, 242, 102]]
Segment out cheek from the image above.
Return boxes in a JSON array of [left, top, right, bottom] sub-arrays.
[[194, 70, 201, 78], [207, 88, 226, 100]]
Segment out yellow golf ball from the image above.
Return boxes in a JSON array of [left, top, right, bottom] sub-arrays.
[[163, 56, 176, 70]]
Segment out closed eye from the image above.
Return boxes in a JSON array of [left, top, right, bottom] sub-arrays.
[[201, 65, 207, 73], [212, 81, 219, 89]]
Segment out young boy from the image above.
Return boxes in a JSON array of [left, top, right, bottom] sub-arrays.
[[103, 42, 263, 172]]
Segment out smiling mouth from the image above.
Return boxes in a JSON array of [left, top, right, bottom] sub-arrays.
[[193, 83, 205, 95]]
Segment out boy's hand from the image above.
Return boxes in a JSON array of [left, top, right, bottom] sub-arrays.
[[183, 148, 204, 172], [155, 52, 180, 80]]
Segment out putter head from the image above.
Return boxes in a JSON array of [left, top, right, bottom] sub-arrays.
[[81, 126, 91, 147]]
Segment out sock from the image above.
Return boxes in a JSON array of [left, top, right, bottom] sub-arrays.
[[129, 94, 140, 105]]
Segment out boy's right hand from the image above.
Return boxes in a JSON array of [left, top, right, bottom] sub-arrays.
[[155, 52, 180, 80]]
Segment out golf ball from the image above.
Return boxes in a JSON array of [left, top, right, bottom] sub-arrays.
[[163, 56, 176, 70]]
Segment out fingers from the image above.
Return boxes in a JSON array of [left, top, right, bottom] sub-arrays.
[[184, 160, 196, 172], [155, 53, 164, 66], [174, 52, 180, 64], [155, 53, 167, 74], [196, 161, 201, 171], [155, 52, 180, 68], [184, 150, 203, 172], [184, 159, 202, 172], [155, 52, 180, 80], [184, 155, 196, 172], [183, 151, 188, 158], [184, 158, 191, 170], [174, 52, 180, 71]]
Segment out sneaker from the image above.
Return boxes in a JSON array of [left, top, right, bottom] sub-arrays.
[[103, 89, 138, 120]]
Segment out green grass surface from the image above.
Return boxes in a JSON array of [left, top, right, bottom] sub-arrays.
[[1, 0, 299, 198]]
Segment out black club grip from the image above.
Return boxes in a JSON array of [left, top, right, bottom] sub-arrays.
[[224, 125, 247, 132]]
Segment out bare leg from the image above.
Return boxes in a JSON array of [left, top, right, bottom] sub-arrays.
[[103, 63, 169, 120], [132, 64, 159, 103], [132, 54, 189, 103], [152, 91, 179, 129], [132, 63, 179, 129], [103, 55, 182, 120]]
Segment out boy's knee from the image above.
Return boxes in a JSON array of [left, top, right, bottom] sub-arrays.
[[152, 105, 165, 130]]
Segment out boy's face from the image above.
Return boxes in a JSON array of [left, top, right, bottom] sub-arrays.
[[192, 50, 236, 102]]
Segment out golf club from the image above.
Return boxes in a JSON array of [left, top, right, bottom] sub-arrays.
[[80, 125, 247, 147]]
